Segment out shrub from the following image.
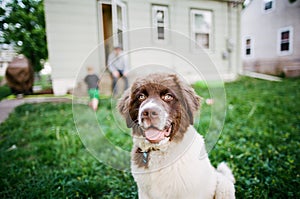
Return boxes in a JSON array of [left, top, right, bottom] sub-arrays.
[[0, 85, 11, 100]]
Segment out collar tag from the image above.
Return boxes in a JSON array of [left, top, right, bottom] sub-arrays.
[[143, 152, 148, 164]]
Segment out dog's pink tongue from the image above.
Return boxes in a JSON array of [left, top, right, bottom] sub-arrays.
[[145, 128, 165, 143]]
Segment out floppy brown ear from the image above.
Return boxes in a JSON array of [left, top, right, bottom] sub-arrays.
[[174, 75, 201, 125], [183, 86, 201, 124], [117, 89, 134, 128]]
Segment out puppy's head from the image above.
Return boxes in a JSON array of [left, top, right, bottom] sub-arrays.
[[118, 73, 201, 147]]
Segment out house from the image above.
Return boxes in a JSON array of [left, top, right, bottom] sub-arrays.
[[0, 44, 15, 76], [44, 0, 243, 95], [241, 0, 300, 77]]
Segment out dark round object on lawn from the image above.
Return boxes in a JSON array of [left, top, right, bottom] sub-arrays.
[[5, 55, 34, 95]]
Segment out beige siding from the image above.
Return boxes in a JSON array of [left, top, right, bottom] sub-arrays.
[[45, 0, 242, 94], [45, 0, 100, 94], [125, 0, 241, 80], [242, 0, 300, 75]]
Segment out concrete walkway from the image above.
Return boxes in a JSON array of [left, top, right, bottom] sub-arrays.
[[0, 97, 71, 124]]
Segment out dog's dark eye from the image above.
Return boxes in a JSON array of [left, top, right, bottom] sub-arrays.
[[162, 93, 174, 102], [138, 93, 147, 101]]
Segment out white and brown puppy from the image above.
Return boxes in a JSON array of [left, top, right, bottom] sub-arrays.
[[118, 73, 235, 199]]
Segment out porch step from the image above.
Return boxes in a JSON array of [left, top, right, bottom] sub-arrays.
[[243, 71, 282, 82], [283, 65, 300, 78]]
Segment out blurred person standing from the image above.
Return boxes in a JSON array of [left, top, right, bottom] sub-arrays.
[[84, 66, 100, 111], [107, 46, 129, 96]]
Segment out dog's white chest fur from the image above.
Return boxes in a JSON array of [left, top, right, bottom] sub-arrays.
[[118, 74, 235, 199], [131, 126, 218, 199]]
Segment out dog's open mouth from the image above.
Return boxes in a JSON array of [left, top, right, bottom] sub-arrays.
[[144, 125, 172, 143]]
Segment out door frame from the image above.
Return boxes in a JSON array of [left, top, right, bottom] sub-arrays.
[[98, 0, 128, 66]]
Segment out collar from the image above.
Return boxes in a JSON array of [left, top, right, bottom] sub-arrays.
[[136, 147, 159, 164]]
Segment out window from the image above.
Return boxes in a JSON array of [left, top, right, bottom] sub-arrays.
[[262, 0, 275, 13], [280, 31, 290, 51], [190, 9, 213, 50], [264, 1, 273, 10], [278, 26, 293, 56], [152, 5, 169, 41], [245, 37, 252, 56], [112, 1, 127, 48], [243, 36, 253, 58]]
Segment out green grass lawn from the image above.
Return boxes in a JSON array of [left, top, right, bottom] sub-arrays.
[[0, 77, 299, 198]]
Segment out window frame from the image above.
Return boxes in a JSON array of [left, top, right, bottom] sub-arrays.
[[190, 9, 213, 51], [277, 26, 293, 56], [111, 0, 127, 49], [262, 0, 276, 14], [243, 36, 254, 58], [152, 5, 169, 42]]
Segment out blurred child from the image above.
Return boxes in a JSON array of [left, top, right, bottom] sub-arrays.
[[84, 67, 100, 111]]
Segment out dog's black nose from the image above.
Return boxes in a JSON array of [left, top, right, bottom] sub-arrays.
[[141, 107, 160, 119]]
